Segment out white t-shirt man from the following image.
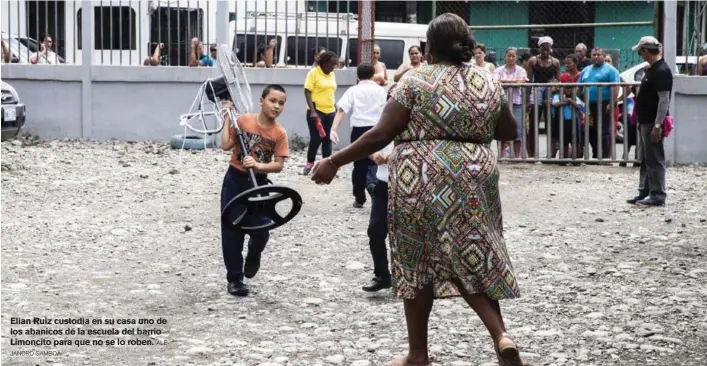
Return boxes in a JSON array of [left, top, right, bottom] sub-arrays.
[[336, 79, 387, 128]]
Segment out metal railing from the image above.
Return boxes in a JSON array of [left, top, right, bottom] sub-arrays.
[[0, 0, 362, 67], [1, 0, 219, 66], [231, 0, 358, 68], [496, 82, 642, 165]]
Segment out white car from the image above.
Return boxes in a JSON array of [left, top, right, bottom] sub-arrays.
[[620, 56, 700, 82], [1, 81, 27, 141]]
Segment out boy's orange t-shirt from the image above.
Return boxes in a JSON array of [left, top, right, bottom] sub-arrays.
[[228, 113, 289, 172]]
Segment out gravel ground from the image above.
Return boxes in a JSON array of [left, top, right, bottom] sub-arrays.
[[2, 138, 706, 366]]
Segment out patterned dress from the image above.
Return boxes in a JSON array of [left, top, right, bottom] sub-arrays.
[[387, 64, 521, 300]]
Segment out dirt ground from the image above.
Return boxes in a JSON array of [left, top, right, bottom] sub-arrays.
[[2, 138, 706, 366]]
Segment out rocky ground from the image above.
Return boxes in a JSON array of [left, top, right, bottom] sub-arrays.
[[2, 138, 706, 366]]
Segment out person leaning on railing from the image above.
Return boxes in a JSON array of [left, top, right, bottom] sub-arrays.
[[393, 45, 423, 83], [189, 38, 215, 67], [577, 47, 620, 160], [1, 39, 10, 64], [254, 39, 276, 68], [699, 44, 707, 76], [525, 36, 561, 158], [494, 46, 528, 158], [143, 43, 164, 66]]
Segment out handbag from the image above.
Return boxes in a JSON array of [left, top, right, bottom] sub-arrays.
[[630, 110, 673, 138], [662, 115, 674, 138]]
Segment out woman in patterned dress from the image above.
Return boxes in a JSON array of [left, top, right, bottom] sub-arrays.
[[311, 13, 523, 366]]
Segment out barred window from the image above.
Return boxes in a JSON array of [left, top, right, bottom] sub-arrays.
[[77, 6, 136, 50]]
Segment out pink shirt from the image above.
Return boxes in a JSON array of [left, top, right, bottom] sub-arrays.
[[494, 65, 528, 105]]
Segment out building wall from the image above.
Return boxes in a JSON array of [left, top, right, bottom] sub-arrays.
[[469, 1, 529, 57], [667, 76, 707, 165], [594, 1, 655, 71], [1, 64, 357, 145], [464, 1, 656, 71]]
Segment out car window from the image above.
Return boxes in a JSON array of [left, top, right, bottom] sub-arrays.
[[18, 37, 39, 53], [346, 38, 405, 69]]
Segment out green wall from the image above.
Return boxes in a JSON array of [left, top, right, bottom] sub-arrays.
[[468, 1, 529, 57], [594, 1, 655, 71]]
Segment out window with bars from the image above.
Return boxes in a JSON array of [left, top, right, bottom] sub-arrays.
[[77, 6, 136, 50]]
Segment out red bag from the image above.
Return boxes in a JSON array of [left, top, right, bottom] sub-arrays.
[[315, 116, 326, 138]]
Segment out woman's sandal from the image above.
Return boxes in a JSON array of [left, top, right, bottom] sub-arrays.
[[494, 332, 524, 366]]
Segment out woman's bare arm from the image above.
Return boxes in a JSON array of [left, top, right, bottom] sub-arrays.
[[494, 103, 519, 141], [304, 89, 317, 117]]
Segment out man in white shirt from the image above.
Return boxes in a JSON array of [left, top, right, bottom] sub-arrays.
[[361, 142, 393, 292], [330, 63, 387, 208], [30, 34, 59, 65]]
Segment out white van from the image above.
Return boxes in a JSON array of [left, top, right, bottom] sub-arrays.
[[230, 11, 428, 78]]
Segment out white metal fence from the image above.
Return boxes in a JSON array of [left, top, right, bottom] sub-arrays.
[[0, 0, 365, 67]]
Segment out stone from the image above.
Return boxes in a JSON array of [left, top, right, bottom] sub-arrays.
[[2, 142, 706, 366], [325, 355, 345, 364]]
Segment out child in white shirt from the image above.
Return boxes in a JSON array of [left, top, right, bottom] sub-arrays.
[[330, 63, 387, 207]]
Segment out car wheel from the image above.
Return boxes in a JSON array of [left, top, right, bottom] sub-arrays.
[[170, 134, 217, 150]]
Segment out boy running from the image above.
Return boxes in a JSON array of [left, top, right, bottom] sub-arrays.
[[330, 63, 388, 207], [220, 84, 289, 297]]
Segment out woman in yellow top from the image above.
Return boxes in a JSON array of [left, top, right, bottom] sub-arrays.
[[302, 51, 339, 175]]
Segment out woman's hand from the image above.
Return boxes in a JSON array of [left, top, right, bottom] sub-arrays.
[[370, 152, 387, 165], [242, 156, 261, 171], [311, 158, 338, 185], [330, 130, 340, 146]]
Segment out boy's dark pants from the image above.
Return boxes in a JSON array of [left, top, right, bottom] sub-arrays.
[[351, 126, 378, 204], [367, 180, 390, 280], [220, 165, 271, 283]]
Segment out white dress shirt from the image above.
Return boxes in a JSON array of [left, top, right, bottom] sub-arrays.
[[336, 79, 387, 128]]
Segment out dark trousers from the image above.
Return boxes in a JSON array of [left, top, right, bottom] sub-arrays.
[[351, 126, 378, 204], [220, 165, 271, 283], [588, 102, 613, 159], [367, 180, 391, 279], [638, 123, 667, 202], [306, 110, 334, 164]]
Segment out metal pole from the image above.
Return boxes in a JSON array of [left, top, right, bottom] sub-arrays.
[[81, 0, 93, 139], [468, 21, 654, 30], [663, 1, 678, 164], [216, 0, 229, 48], [622, 86, 629, 162], [583, 90, 590, 161], [683, 1, 690, 58], [521, 88, 528, 159], [533, 87, 539, 160]]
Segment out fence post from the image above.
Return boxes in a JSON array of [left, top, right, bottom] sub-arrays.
[[216, 0, 230, 48], [81, 0, 94, 139], [663, 0, 678, 165]]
